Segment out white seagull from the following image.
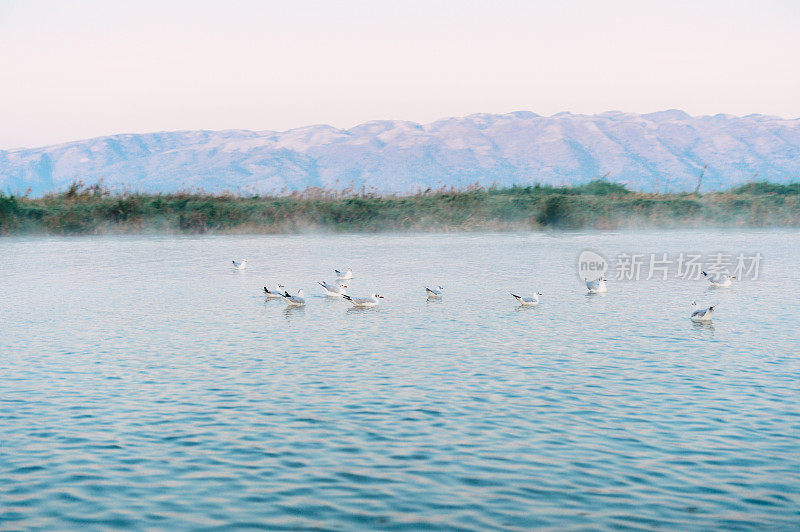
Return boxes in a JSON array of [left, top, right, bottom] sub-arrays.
[[282, 289, 306, 306], [263, 284, 286, 299], [702, 271, 735, 287], [335, 267, 353, 280], [319, 281, 348, 298], [512, 292, 542, 306], [425, 286, 444, 299], [586, 276, 607, 293], [232, 259, 247, 270], [690, 301, 715, 322], [342, 293, 383, 307]]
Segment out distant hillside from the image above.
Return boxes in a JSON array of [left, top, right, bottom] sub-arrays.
[[1, 110, 799, 195]]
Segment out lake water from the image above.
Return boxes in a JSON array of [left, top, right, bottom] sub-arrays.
[[2, 230, 799, 530]]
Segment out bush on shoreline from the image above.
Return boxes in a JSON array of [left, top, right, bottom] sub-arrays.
[[1, 179, 798, 235]]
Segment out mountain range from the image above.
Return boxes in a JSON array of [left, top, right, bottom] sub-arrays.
[[2, 110, 799, 195]]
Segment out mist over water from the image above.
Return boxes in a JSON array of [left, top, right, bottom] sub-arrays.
[[2, 230, 799, 529]]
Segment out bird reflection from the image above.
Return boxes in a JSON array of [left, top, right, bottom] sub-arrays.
[[690, 321, 715, 338], [283, 306, 306, 321]]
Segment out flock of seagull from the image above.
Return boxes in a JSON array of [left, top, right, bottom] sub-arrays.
[[261, 266, 386, 308], [576, 273, 732, 323], [234, 259, 732, 322]]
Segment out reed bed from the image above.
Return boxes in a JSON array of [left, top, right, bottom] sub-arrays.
[[1, 180, 798, 235]]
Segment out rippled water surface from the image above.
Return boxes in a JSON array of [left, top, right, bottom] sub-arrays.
[[2, 230, 799, 530]]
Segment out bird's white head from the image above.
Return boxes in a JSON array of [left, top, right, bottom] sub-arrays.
[[372, 293, 384, 299], [297, 289, 305, 297]]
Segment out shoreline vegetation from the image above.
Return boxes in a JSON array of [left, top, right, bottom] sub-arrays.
[[1, 180, 799, 235]]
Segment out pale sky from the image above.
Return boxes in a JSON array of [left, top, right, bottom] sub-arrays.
[[1, 0, 798, 149]]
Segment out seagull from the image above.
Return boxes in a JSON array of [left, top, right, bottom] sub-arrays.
[[232, 259, 247, 270], [425, 286, 444, 299], [263, 284, 286, 299], [586, 276, 607, 293], [690, 300, 715, 322], [335, 267, 353, 280], [702, 271, 735, 287], [282, 289, 306, 306], [511, 292, 542, 306], [342, 293, 383, 307], [319, 281, 348, 298]]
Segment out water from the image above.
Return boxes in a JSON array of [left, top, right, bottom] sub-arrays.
[[2, 230, 799, 530]]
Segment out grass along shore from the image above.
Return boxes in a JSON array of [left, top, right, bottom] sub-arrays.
[[1, 180, 799, 235]]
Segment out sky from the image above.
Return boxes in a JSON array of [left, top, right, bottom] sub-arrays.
[[0, 0, 798, 149]]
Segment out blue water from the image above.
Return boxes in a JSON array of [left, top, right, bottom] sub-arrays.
[[2, 230, 799, 530]]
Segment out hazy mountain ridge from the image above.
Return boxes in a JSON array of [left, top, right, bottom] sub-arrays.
[[2, 111, 799, 195]]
